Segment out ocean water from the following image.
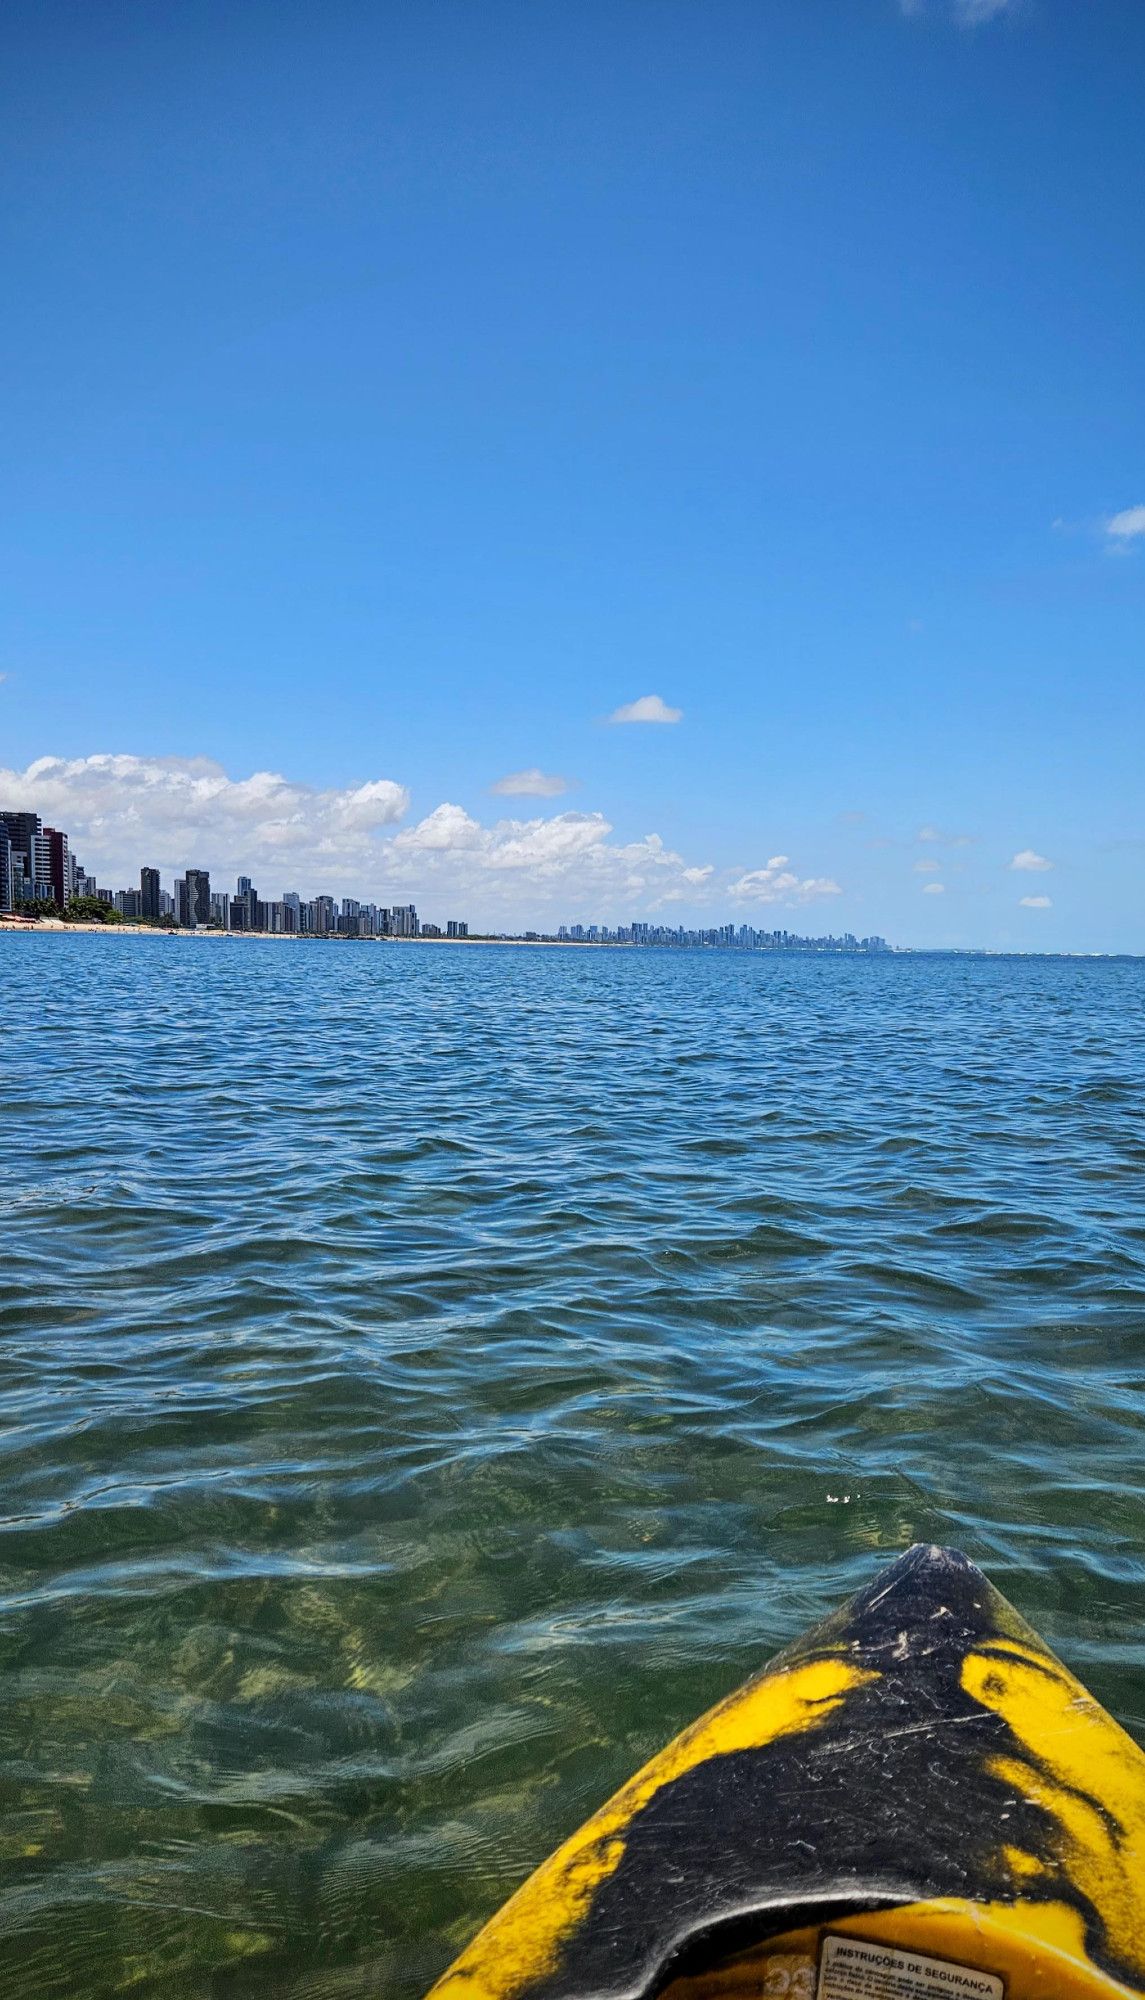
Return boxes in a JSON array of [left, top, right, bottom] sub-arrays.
[[1, 933, 1144, 1997]]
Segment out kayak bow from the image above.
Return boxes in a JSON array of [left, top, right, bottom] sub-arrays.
[[428, 1543, 1145, 2000]]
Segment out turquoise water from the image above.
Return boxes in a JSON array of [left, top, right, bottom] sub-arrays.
[[2, 933, 1144, 1996]]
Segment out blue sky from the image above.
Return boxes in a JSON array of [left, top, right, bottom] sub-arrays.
[[2, 0, 1143, 944]]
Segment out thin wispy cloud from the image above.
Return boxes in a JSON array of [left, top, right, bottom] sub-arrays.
[[1009, 848, 1052, 872], [1106, 504, 1145, 543], [917, 824, 974, 847], [728, 855, 841, 906], [914, 859, 941, 874], [489, 768, 570, 798], [608, 694, 682, 725], [1019, 895, 1052, 909], [923, 881, 946, 895], [900, 0, 1018, 22]]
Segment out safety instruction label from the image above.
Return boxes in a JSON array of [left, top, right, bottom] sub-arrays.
[[817, 1936, 1004, 2000]]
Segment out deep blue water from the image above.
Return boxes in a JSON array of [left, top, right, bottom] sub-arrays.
[[1, 934, 1144, 1996]]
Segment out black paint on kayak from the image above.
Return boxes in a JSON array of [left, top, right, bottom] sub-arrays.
[[428, 1543, 1145, 2000]]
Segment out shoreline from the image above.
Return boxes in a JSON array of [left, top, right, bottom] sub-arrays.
[[0, 920, 627, 947], [0, 920, 1136, 960]]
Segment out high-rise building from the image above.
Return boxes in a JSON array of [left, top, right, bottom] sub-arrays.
[[446, 920, 468, 938], [172, 878, 188, 927], [390, 903, 419, 937], [0, 813, 42, 881], [184, 869, 211, 927], [140, 867, 160, 923], [42, 828, 69, 908], [0, 827, 11, 913], [235, 876, 259, 929]]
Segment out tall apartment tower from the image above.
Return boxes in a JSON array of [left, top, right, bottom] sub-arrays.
[[0, 813, 46, 903], [0, 812, 42, 868], [43, 828, 70, 908], [184, 870, 211, 927], [140, 867, 160, 923], [0, 827, 11, 913]]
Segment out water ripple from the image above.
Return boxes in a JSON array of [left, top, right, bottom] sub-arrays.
[[0, 936, 1144, 1995]]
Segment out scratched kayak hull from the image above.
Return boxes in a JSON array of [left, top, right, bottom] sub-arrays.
[[427, 1543, 1145, 2000]]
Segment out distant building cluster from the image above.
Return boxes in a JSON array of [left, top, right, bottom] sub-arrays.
[[554, 922, 888, 951], [0, 811, 468, 939], [2, 810, 888, 952]]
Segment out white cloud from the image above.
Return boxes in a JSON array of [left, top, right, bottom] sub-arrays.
[[3, 751, 854, 929], [728, 856, 841, 906], [1009, 848, 1052, 872], [0, 754, 410, 889], [489, 768, 570, 798], [914, 859, 941, 874], [1019, 895, 1052, 909], [608, 694, 682, 725], [1106, 505, 1145, 542], [0, 748, 714, 918], [917, 823, 974, 847], [923, 882, 946, 895], [386, 802, 722, 921]]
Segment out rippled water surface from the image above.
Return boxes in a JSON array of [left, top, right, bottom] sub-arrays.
[[2, 934, 1144, 1995]]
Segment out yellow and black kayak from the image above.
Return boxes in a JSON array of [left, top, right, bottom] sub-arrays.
[[429, 1543, 1145, 2000]]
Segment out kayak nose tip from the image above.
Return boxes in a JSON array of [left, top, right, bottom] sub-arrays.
[[833, 1542, 1011, 1669]]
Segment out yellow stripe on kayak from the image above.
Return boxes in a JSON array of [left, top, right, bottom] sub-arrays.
[[428, 1656, 875, 2000], [962, 1640, 1145, 1984]]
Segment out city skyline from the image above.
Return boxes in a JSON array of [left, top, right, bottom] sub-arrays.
[[2, 805, 888, 949], [0, 749, 1089, 948]]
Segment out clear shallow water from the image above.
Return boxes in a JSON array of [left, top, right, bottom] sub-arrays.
[[1, 934, 1144, 1997]]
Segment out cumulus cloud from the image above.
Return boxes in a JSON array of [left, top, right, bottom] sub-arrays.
[[1009, 848, 1052, 872], [0, 754, 410, 889], [728, 855, 842, 906], [608, 694, 682, 725], [1019, 895, 1052, 909], [923, 882, 946, 895], [386, 801, 722, 920], [914, 859, 941, 874], [489, 768, 570, 798], [4, 750, 850, 928], [1106, 504, 1145, 542]]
